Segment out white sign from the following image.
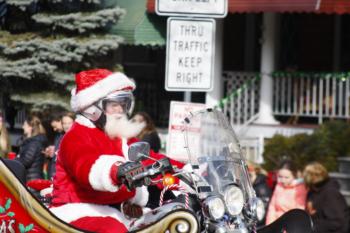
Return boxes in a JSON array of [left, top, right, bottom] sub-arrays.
[[165, 18, 215, 92], [166, 101, 206, 162], [156, 0, 227, 18]]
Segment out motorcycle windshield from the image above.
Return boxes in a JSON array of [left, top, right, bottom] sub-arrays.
[[183, 109, 255, 200]]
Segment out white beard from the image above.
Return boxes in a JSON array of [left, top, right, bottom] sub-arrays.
[[104, 114, 145, 139]]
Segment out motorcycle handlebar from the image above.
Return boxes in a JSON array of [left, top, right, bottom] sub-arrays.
[[132, 168, 157, 181]]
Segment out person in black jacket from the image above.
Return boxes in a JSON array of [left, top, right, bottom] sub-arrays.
[[304, 162, 349, 233], [132, 112, 168, 208], [16, 114, 47, 182], [248, 161, 272, 227]]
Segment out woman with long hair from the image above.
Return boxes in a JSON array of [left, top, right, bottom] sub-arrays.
[[132, 112, 161, 153], [0, 112, 11, 157], [16, 114, 48, 181], [61, 111, 75, 133], [131, 112, 166, 209], [304, 162, 349, 233]]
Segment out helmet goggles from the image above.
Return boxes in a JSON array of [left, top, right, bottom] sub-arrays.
[[100, 91, 134, 115]]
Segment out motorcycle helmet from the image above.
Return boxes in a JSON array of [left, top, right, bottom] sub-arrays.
[[82, 90, 134, 130]]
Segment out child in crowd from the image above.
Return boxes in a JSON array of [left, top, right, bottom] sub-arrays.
[[266, 159, 307, 224]]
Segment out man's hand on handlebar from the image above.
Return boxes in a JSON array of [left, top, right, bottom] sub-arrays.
[[115, 161, 147, 190], [111, 157, 176, 191]]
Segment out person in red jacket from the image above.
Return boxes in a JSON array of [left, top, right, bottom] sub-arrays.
[[50, 69, 183, 233]]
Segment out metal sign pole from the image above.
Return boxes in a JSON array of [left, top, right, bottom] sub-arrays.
[[184, 91, 192, 102]]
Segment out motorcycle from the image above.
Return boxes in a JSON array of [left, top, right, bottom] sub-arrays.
[[0, 108, 313, 233]]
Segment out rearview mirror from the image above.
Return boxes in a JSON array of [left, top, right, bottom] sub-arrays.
[[128, 142, 151, 162]]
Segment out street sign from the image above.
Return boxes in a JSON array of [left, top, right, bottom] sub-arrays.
[[166, 101, 206, 162], [165, 17, 216, 92], [156, 0, 227, 18]]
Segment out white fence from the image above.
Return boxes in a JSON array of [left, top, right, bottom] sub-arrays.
[[273, 72, 350, 123]]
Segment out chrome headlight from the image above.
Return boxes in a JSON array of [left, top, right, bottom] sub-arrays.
[[203, 196, 225, 220], [224, 185, 244, 216]]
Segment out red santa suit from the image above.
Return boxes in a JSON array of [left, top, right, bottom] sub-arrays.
[[50, 115, 148, 232], [49, 69, 183, 233]]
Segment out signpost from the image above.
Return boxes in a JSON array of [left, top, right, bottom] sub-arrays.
[[165, 17, 216, 92], [156, 0, 228, 18], [155, 0, 227, 158]]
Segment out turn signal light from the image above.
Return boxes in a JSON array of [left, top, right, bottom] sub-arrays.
[[163, 173, 176, 186]]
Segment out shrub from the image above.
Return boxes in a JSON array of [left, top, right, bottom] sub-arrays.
[[263, 120, 350, 172]]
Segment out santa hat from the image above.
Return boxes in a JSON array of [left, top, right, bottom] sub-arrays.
[[71, 69, 135, 112]]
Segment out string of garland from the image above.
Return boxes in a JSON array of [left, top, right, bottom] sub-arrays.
[[216, 73, 261, 109], [272, 71, 350, 81]]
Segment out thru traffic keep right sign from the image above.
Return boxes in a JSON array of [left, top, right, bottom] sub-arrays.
[[165, 17, 216, 92]]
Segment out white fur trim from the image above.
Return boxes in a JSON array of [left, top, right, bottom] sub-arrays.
[[71, 72, 135, 112], [50, 203, 130, 225], [89, 155, 126, 192], [129, 186, 149, 207], [75, 115, 96, 128]]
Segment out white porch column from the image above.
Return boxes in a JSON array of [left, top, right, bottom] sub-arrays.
[[255, 13, 279, 124], [205, 19, 223, 108]]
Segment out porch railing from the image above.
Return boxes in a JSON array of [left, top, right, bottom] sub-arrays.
[[219, 71, 260, 127], [273, 72, 350, 123]]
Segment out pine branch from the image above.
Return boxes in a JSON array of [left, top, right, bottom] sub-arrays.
[[32, 7, 125, 33], [11, 92, 71, 109], [0, 57, 56, 79], [7, 0, 38, 11], [2, 35, 123, 63], [51, 71, 74, 86]]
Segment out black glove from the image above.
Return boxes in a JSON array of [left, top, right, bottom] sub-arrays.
[[117, 161, 146, 190]]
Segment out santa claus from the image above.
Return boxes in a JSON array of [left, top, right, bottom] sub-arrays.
[[50, 69, 183, 233]]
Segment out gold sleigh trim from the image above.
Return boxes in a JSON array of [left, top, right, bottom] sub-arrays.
[[131, 210, 199, 233]]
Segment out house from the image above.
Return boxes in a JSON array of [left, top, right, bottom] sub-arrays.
[[133, 0, 350, 162], [3, 0, 350, 162]]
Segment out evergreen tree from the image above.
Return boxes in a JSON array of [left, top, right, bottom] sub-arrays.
[[0, 0, 125, 109]]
